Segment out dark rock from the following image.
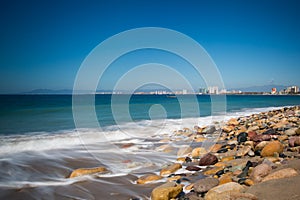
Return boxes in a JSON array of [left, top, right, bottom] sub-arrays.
[[193, 177, 219, 193], [263, 129, 278, 135], [185, 157, 192, 163], [217, 148, 228, 153], [237, 132, 248, 143], [237, 161, 252, 178], [186, 166, 201, 171], [238, 177, 247, 184], [199, 153, 218, 166], [215, 169, 225, 177]]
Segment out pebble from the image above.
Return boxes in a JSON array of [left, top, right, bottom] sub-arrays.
[[199, 153, 218, 166], [193, 177, 219, 193], [136, 174, 162, 184], [68, 166, 108, 178], [186, 166, 201, 171], [285, 127, 298, 136], [160, 163, 182, 176]]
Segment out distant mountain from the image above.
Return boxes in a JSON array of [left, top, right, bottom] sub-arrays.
[[25, 89, 73, 94], [229, 84, 286, 92]]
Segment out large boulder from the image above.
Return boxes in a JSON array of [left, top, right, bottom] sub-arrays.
[[68, 166, 108, 178]]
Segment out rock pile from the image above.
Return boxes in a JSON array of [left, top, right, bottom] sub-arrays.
[[147, 106, 300, 200]]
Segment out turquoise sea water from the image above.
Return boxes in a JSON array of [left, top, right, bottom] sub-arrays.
[[0, 94, 300, 135]]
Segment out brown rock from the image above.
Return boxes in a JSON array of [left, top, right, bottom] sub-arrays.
[[228, 118, 239, 126], [186, 166, 201, 171], [160, 163, 182, 176], [236, 145, 252, 157], [221, 156, 234, 162], [192, 147, 207, 158], [262, 168, 298, 182], [204, 167, 224, 175], [254, 141, 269, 151], [136, 174, 163, 184], [194, 177, 219, 193], [261, 141, 284, 157], [219, 173, 233, 185], [69, 166, 108, 178], [209, 144, 223, 152], [250, 164, 272, 183], [151, 182, 183, 200], [177, 146, 192, 157], [199, 153, 218, 166]]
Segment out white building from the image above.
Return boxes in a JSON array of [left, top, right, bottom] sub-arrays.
[[208, 86, 219, 94]]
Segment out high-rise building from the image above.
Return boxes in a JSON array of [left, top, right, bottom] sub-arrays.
[[208, 86, 219, 94]]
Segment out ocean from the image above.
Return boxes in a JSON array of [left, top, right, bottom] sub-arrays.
[[0, 94, 299, 199]]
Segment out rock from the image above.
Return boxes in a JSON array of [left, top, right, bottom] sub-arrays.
[[247, 131, 257, 140], [263, 129, 277, 135], [136, 174, 163, 184], [236, 145, 252, 157], [151, 182, 183, 200], [228, 118, 239, 126], [237, 132, 248, 143], [244, 179, 254, 186], [261, 141, 284, 157], [202, 125, 216, 134], [220, 156, 234, 162], [219, 173, 233, 185], [285, 128, 298, 136], [199, 153, 218, 166], [192, 147, 207, 158], [296, 128, 300, 135], [254, 141, 269, 151], [204, 167, 224, 176], [289, 136, 300, 147], [251, 134, 271, 142], [204, 182, 245, 200], [262, 168, 298, 182], [250, 164, 272, 183], [69, 166, 108, 178], [160, 163, 182, 176], [278, 135, 288, 142], [186, 166, 201, 171], [156, 144, 175, 153], [237, 161, 253, 178], [247, 175, 300, 200], [209, 144, 223, 153], [177, 146, 192, 157], [222, 125, 234, 133], [194, 177, 219, 193]]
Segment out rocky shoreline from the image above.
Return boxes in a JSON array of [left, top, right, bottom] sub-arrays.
[[68, 106, 300, 200]]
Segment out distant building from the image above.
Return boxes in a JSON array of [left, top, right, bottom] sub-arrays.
[[271, 88, 277, 94], [208, 86, 219, 94], [199, 88, 207, 94], [286, 86, 299, 94]]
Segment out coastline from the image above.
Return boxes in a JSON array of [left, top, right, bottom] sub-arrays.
[[0, 105, 299, 199]]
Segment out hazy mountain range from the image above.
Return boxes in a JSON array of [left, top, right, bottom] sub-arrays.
[[23, 84, 289, 94]]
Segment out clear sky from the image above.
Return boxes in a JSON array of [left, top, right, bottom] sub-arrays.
[[0, 0, 300, 93]]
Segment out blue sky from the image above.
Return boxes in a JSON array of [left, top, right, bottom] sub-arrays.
[[0, 0, 300, 93]]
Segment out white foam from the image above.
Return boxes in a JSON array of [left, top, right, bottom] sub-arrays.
[[0, 106, 287, 156]]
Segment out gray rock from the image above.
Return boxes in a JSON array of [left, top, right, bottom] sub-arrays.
[[193, 177, 219, 193]]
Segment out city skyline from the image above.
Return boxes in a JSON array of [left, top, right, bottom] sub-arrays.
[[1, 0, 300, 93]]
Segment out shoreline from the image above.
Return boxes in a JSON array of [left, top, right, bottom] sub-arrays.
[[0, 105, 299, 199]]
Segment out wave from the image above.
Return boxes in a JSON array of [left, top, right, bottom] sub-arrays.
[[0, 105, 287, 156]]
